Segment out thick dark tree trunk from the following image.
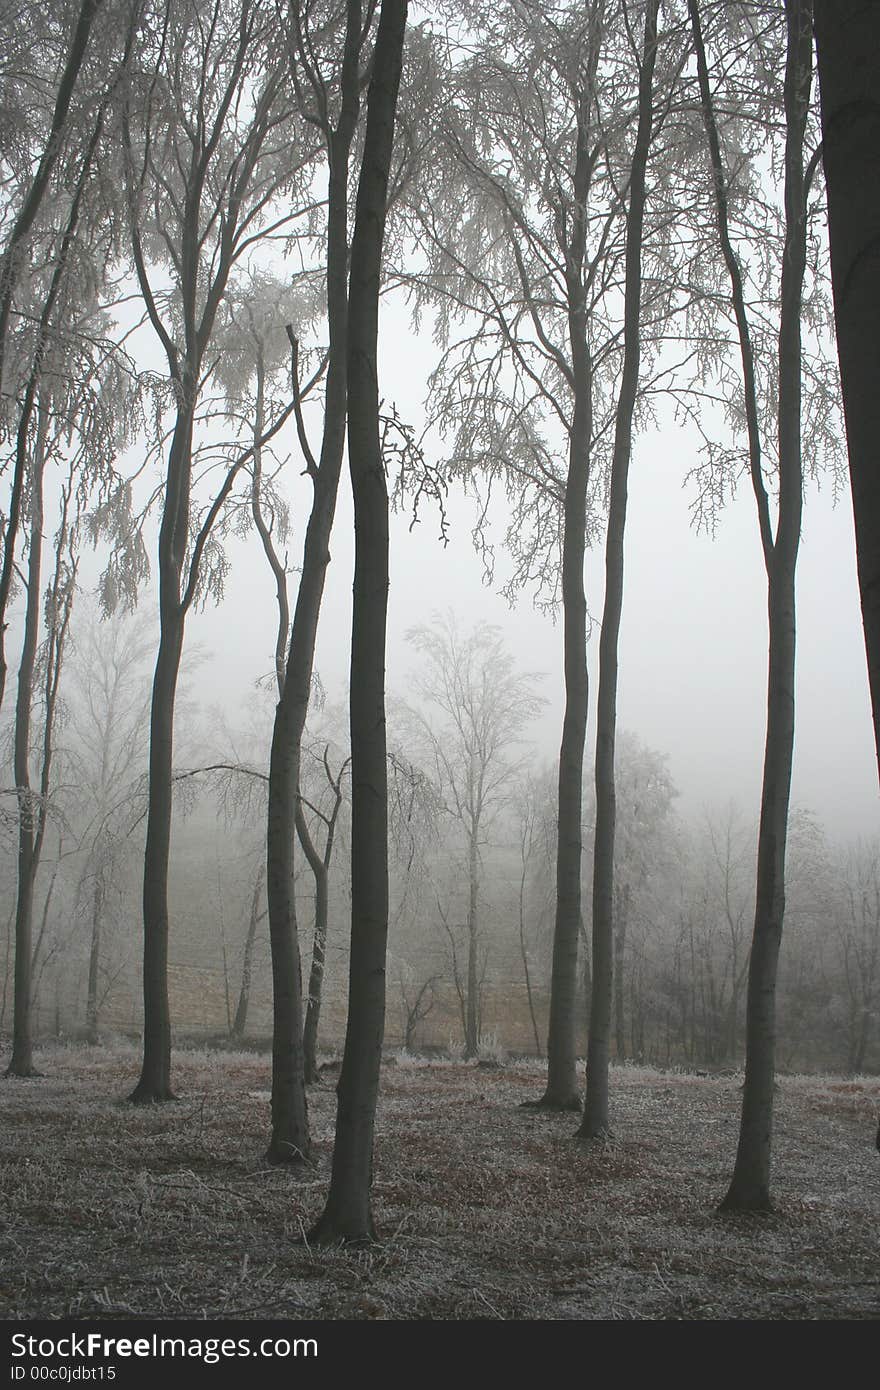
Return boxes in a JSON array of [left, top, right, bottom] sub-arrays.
[[719, 0, 811, 1211], [264, 0, 363, 1165], [814, 2, 880, 776], [580, 0, 658, 1138], [310, 0, 407, 1245]]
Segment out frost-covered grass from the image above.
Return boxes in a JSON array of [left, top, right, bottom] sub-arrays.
[[0, 1041, 878, 1320]]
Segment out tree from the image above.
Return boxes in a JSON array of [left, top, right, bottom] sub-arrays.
[[0, 0, 107, 712], [688, 0, 818, 1210], [119, 0, 306, 1102], [580, 0, 660, 1139], [263, 0, 375, 1164], [213, 262, 335, 1153], [409, 0, 689, 1109], [5, 439, 77, 1076], [65, 608, 152, 1042], [830, 840, 880, 1075], [675, 802, 754, 1067], [405, 615, 544, 1058], [813, 2, 880, 782], [309, 0, 408, 1244], [513, 769, 557, 1056]]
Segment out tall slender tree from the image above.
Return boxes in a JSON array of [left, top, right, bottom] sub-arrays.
[[263, 0, 373, 1163], [310, 0, 408, 1244], [580, 0, 659, 1138], [120, 0, 308, 1102], [6, 437, 77, 1077], [688, 0, 817, 1209]]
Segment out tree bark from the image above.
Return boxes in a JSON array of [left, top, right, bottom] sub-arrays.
[[813, 1, 880, 777], [310, 0, 407, 1244], [580, 0, 658, 1137]]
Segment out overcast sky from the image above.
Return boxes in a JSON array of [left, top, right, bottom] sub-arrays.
[[182, 294, 880, 847]]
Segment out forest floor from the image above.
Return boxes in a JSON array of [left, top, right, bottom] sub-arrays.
[[0, 1041, 878, 1321]]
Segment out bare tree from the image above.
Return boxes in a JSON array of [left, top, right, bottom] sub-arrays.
[[65, 608, 152, 1042], [0, 0, 108, 711], [6, 442, 77, 1076], [405, 615, 545, 1058], [309, 0, 408, 1244], [263, 0, 375, 1165], [688, 0, 819, 1210], [830, 841, 880, 1075], [119, 0, 308, 1102], [406, 0, 693, 1110], [580, 0, 660, 1138]]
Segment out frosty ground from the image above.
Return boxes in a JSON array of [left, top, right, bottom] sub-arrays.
[[1, 1042, 877, 1320]]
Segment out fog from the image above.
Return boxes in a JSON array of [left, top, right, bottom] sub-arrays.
[[183, 296, 878, 845]]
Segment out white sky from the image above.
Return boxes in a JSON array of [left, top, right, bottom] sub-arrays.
[[184, 294, 880, 846]]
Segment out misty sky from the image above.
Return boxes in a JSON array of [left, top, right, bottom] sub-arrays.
[[180, 294, 879, 847]]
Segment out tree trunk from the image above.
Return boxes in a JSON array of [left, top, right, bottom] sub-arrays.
[[131, 606, 183, 1101], [465, 826, 479, 1058], [231, 862, 264, 1041], [613, 884, 631, 1063], [6, 406, 50, 1078], [85, 871, 103, 1043], [310, 0, 407, 1244], [298, 805, 330, 1086], [720, 0, 811, 1211], [518, 862, 542, 1056], [129, 397, 195, 1103], [535, 119, 596, 1115], [580, 0, 658, 1138], [813, 2, 880, 777], [301, 865, 327, 1085], [264, 0, 363, 1165]]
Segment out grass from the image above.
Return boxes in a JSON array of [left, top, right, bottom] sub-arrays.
[[0, 1041, 878, 1320]]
